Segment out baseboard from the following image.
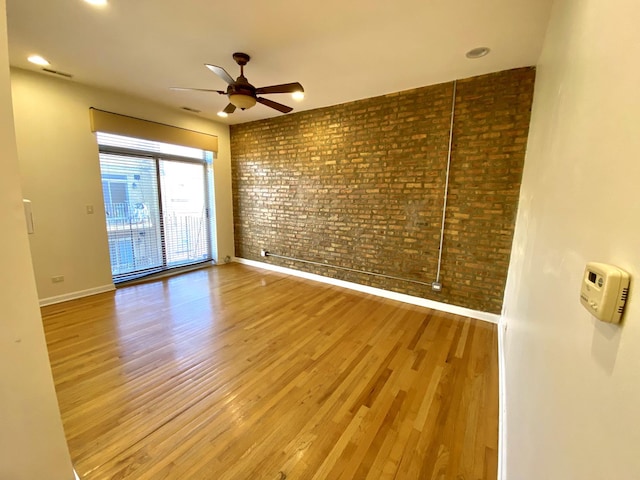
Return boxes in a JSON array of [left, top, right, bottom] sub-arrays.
[[234, 257, 500, 324], [74, 468, 80, 480], [39, 284, 116, 307], [497, 318, 508, 480]]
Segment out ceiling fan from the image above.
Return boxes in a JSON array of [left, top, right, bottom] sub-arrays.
[[171, 52, 304, 116]]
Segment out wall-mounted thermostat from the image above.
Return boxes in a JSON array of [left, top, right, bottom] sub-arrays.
[[580, 262, 630, 324]]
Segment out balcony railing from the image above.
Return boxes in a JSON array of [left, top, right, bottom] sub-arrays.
[[105, 203, 209, 277]]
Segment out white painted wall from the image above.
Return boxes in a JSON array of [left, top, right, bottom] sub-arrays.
[[0, 2, 75, 478], [10, 68, 234, 301], [502, 0, 640, 478]]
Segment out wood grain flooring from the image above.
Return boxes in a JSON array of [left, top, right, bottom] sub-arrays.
[[42, 263, 498, 480]]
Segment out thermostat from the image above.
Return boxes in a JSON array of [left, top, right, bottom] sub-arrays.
[[580, 262, 630, 324]]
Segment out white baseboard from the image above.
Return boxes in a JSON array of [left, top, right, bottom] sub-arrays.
[[234, 257, 500, 324], [497, 318, 508, 480], [39, 284, 116, 307], [74, 468, 80, 480]]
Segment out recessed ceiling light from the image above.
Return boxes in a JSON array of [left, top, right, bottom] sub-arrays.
[[217, 111, 228, 118], [292, 91, 305, 101], [28, 55, 50, 66], [84, 0, 108, 5], [466, 47, 490, 59]]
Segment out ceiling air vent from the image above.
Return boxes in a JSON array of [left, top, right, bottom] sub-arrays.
[[42, 68, 73, 79]]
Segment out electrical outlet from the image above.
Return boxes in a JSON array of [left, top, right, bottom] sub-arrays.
[[431, 282, 442, 292], [52, 275, 64, 283], [260, 249, 268, 257]]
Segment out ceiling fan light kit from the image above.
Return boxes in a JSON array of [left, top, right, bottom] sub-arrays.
[[172, 52, 304, 118], [229, 93, 257, 109]]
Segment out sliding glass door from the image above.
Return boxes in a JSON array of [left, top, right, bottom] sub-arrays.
[[159, 159, 210, 268], [97, 133, 213, 282]]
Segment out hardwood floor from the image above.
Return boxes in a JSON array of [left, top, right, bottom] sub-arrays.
[[42, 263, 498, 480]]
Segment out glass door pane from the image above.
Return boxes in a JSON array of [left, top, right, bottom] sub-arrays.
[[159, 160, 210, 267], [99, 153, 163, 280]]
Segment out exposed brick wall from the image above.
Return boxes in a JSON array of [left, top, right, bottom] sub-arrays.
[[230, 67, 535, 313]]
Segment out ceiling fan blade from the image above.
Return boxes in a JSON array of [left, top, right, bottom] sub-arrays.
[[255, 82, 304, 95], [257, 97, 293, 113], [205, 64, 235, 85], [223, 103, 236, 114], [170, 87, 225, 94]]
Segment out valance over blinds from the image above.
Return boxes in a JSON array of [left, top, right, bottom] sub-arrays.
[[89, 108, 218, 152]]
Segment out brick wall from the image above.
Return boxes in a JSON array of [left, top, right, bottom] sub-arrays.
[[230, 67, 535, 314]]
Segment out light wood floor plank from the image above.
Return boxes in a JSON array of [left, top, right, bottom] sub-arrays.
[[41, 263, 498, 479]]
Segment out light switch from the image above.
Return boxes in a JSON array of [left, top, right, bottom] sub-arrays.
[[86, 204, 94, 214], [23, 199, 34, 234]]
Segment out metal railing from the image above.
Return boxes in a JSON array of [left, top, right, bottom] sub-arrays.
[[104, 203, 208, 276]]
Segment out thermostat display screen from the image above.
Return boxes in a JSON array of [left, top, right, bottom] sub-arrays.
[[588, 271, 597, 284]]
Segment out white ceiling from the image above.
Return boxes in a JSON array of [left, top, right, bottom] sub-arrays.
[[6, 0, 553, 125]]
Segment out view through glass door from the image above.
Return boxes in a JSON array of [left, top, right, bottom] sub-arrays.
[[160, 159, 209, 267], [97, 133, 214, 283]]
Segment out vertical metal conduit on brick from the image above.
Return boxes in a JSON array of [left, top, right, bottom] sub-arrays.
[[432, 80, 457, 291]]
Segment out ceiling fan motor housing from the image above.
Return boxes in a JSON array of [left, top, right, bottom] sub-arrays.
[[228, 77, 256, 96]]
